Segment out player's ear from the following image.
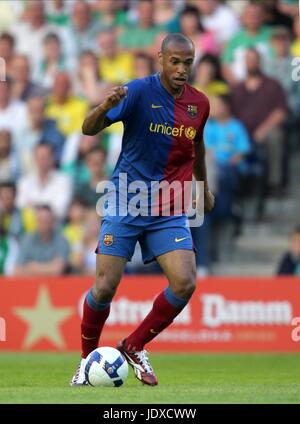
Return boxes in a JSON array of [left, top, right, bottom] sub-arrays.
[[158, 51, 163, 66]]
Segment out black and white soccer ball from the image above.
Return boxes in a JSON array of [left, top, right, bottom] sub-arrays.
[[84, 347, 128, 387]]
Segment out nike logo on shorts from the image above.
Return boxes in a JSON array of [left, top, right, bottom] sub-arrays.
[[175, 237, 188, 243]]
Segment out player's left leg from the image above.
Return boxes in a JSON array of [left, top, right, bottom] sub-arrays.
[[118, 249, 196, 386]]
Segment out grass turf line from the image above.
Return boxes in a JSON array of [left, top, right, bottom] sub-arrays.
[[0, 353, 300, 404]]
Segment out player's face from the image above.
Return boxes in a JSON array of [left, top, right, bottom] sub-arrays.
[[159, 43, 194, 91]]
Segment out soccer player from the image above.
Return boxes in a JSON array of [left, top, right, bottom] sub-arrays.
[[71, 33, 214, 386]]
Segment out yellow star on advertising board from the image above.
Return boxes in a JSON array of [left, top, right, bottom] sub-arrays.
[[14, 286, 74, 349]]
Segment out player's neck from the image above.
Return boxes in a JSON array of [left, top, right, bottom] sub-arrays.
[[159, 73, 184, 99]]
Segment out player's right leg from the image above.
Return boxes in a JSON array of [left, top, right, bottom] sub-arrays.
[[70, 254, 127, 386]]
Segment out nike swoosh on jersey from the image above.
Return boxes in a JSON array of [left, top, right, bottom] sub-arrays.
[[151, 104, 163, 108], [150, 329, 160, 334], [175, 237, 188, 243]]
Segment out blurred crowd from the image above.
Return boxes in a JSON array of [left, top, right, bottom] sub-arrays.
[[0, 0, 299, 276]]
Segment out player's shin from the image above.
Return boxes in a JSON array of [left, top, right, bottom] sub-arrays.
[[81, 288, 111, 358], [124, 287, 191, 351]]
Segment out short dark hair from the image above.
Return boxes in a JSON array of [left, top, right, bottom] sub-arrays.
[[35, 204, 53, 213], [214, 94, 232, 111], [0, 181, 16, 194], [35, 143, 54, 154], [196, 54, 223, 81], [0, 32, 15, 48], [79, 49, 98, 60], [84, 145, 107, 159], [161, 33, 194, 53], [180, 5, 204, 32], [43, 32, 61, 45], [247, 47, 261, 58]]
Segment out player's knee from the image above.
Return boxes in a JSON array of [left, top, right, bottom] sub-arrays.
[[92, 282, 116, 303], [172, 272, 196, 299], [93, 272, 118, 303]]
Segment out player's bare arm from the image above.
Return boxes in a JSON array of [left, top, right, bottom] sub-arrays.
[[82, 86, 128, 135], [193, 140, 215, 213]]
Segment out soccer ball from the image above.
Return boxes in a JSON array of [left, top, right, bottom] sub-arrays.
[[84, 347, 128, 387]]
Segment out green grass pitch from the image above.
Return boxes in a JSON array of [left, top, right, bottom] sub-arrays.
[[0, 352, 300, 404]]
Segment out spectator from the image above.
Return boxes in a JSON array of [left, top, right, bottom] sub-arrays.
[[265, 26, 300, 169], [231, 48, 288, 195], [63, 199, 87, 273], [74, 146, 108, 208], [46, 72, 88, 137], [34, 32, 69, 89], [0, 32, 15, 78], [98, 28, 134, 85], [0, 79, 27, 142], [222, 2, 272, 84], [277, 227, 300, 275], [16, 144, 72, 221], [91, 0, 128, 32], [10, 54, 46, 101], [205, 94, 250, 220], [46, 0, 71, 27], [179, 5, 218, 62], [14, 96, 65, 174], [14, 204, 70, 276], [75, 50, 110, 106], [153, 0, 179, 32], [133, 52, 155, 78], [196, 0, 240, 46], [118, 0, 162, 51], [265, 27, 299, 116], [68, 0, 100, 56], [60, 133, 101, 183], [0, 181, 24, 239], [193, 54, 229, 97], [0, 130, 19, 183], [12, 0, 71, 74], [0, 212, 18, 275]]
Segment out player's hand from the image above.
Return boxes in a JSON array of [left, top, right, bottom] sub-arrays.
[[192, 189, 215, 214], [100, 86, 128, 112], [204, 189, 215, 213]]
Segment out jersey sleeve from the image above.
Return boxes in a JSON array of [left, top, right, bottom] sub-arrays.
[[195, 99, 210, 144], [105, 79, 142, 124]]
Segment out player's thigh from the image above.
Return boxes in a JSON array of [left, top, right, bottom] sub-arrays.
[[156, 249, 196, 298], [92, 254, 127, 302]]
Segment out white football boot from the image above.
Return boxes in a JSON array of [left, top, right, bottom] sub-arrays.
[[70, 358, 88, 386]]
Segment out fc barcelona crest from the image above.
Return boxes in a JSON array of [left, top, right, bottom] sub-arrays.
[[103, 234, 114, 246], [187, 105, 198, 118]]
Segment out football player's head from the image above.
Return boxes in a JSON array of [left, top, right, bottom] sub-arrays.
[[158, 33, 195, 94]]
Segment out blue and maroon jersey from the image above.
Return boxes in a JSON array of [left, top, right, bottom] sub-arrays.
[[104, 73, 210, 223]]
